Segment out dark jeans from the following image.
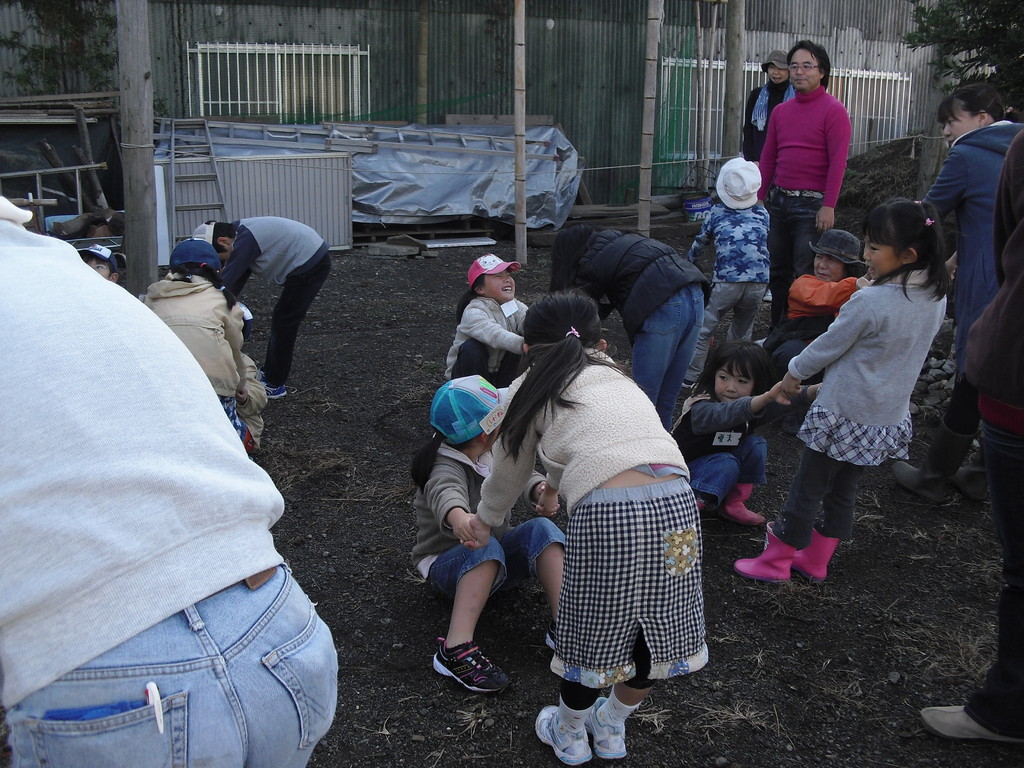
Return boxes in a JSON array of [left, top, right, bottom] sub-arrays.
[[965, 421, 1024, 737], [942, 375, 982, 436], [450, 338, 522, 388], [774, 447, 865, 549], [770, 338, 824, 384], [767, 189, 822, 328], [262, 255, 331, 387]]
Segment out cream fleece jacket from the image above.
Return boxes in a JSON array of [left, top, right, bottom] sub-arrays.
[[478, 362, 688, 524]]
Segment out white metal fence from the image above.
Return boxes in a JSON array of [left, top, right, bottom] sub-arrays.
[[657, 57, 912, 185], [187, 42, 372, 123]]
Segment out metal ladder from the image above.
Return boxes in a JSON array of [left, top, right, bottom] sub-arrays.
[[167, 118, 227, 240]]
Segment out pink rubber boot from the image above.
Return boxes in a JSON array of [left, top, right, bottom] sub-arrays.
[[734, 524, 795, 582], [790, 529, 840, 582], [718, 483, 765, 526]]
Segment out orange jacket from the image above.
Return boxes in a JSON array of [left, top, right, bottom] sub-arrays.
[[787, 275, 858, 319]]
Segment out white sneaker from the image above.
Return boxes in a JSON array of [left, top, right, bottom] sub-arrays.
[[762, 289, 773, 302], [535, 705, 592, 765], [585, 697, 627, 759], [921, 705, 1024, 743]]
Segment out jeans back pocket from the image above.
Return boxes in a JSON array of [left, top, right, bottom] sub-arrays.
[[263, 609, 339, 749], [26, 692, 188, 768]]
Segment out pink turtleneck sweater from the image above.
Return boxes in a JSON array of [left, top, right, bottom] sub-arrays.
[[757, 86, 851, 208]]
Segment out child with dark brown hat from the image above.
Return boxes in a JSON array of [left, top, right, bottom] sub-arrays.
[[762, 229, 866, 367]]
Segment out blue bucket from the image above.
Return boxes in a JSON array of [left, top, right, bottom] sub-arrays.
[[682, 194, 713, 222]]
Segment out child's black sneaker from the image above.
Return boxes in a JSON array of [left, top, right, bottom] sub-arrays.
[[432, 638, 510, 693]]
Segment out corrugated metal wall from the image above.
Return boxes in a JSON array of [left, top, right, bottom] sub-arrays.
[[156, 152, 353, 254], [0, 1, 942, 203]]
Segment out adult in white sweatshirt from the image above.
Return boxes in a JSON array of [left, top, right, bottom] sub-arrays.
[[0, 198, 337, 768]]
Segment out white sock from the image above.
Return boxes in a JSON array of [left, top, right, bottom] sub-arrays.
[[557, 698, 591, 734], [598, 689, 640, 727]]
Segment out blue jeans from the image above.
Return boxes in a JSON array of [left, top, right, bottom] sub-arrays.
[[428, 517, 565, 598], [767, 189, 821, 328], [6, 566, 338, 768], [631, 283, 704, 429], [965, 421, 1024, 737], [774, 447, 865, 548], [688, 434, 767, 505], [262, 254, 331, 387]]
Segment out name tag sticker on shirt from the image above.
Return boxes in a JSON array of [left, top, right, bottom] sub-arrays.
[[501, 301, 518, 318], [713, 431, 741, 447]]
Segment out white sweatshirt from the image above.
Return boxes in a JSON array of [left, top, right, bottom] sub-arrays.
[[0, 205, 285, 706]]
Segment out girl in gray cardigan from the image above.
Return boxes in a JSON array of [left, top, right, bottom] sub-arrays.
[[735, 199, 950, 584]]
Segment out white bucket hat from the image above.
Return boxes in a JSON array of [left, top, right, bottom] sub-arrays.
[[715, 158, 762, 210]]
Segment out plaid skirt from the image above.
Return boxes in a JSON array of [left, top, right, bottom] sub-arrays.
[[798, 404, 913, 466], [550, 477, 708, 688]]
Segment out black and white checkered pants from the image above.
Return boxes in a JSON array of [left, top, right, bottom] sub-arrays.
[[550, 477, 708, 688]]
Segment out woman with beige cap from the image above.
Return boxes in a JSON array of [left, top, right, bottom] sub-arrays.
[[742, 49, 794, 163]]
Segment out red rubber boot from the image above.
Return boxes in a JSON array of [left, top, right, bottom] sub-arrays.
[[734, 524, 795, 582], [718, 483, 765, 526], [790, 529, 840, 582]]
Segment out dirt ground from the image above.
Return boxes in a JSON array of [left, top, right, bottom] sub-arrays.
[[228, 217, 1016, 768], [0, 134, 1006, 767]]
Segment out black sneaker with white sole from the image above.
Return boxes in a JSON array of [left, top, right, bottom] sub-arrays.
[[432, 638, 509, 693]]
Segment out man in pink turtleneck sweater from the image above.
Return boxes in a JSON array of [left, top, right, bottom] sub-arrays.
[[758, 40, 852, 329]]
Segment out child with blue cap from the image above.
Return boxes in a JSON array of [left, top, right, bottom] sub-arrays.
[[144, 238, 265, 452], [410, 375, 565, 693], [78, 244, 122, 284]]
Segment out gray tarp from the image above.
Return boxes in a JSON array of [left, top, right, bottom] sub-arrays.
[[155, 121, 580, 229]]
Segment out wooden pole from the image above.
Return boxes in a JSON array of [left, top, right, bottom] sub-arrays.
[[638, 0, 664, 237], [513, 0, 527, 264], [917, 73, 948, 199], [416, 0, 429, 123], [37, 139, 79, 201], [722, 0, 745, 160], [117, 0, 157, 298], [74, 106, 109, 209]]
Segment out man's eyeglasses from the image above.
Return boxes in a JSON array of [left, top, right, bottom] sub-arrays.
[[788, 63, 819, 72]]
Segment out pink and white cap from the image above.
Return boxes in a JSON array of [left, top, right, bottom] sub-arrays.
[[467, 253, 521, 287]]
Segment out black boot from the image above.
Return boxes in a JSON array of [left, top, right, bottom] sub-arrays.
[[893, 422, 976, 503], [951, 443, 987, 501]]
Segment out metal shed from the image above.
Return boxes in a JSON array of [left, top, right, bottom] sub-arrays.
[[154, 152, 353, 262]]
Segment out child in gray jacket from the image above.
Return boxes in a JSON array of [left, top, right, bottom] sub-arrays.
[[445, 255, 527, 387], [411, 375, 564, 693]]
